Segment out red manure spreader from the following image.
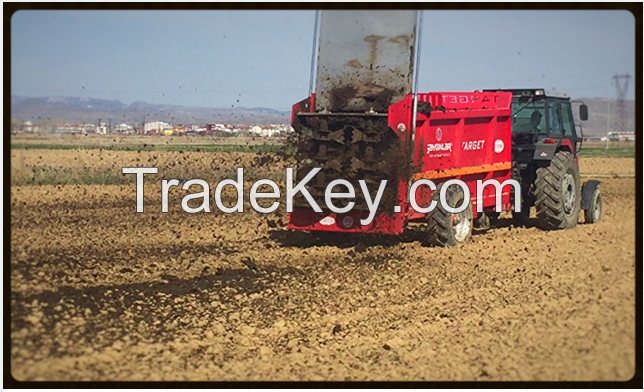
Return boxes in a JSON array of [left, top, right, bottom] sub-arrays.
[[287, 11, 602, 246]]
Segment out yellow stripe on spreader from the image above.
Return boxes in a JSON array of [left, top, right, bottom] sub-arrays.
[[412, 162, 512, 181]]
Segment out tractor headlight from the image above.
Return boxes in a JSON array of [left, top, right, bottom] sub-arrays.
[[535, 89, 545, 96]]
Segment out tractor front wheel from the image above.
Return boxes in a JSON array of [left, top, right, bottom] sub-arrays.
[[534, 151, 581, 230], [584, 187, 602, 224], [426, 183, 473, 246]]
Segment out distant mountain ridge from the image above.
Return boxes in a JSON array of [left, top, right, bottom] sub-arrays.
[[10, 95, 290, 126], [10, 95, 634, 136], [572, 97, 635, 136]]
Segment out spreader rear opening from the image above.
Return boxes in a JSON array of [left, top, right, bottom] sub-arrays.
[[292, 113, 410, 213]]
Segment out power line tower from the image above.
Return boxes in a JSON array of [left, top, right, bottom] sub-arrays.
[[611, 73, 631, 134]]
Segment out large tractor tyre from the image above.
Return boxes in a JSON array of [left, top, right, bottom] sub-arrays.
[[584, 187, 603, 224], [426, 183, 474, 247], [534, 151, 581, 230]]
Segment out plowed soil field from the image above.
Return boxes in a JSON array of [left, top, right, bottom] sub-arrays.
[[10, 149, 636, 381]]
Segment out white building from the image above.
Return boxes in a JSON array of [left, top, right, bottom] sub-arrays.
[[608, 131, 635, 142], [245, 124, 293, 137], [96, 122, 108, 134], [82, 124, 95, 134], [23, 121, 34, 133], [115, 123, 133, 132], [144, 121, 171, 134]]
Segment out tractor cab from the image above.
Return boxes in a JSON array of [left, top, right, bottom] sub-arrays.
[[484, 89, 589, 169]]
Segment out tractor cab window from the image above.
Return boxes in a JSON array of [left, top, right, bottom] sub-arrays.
[[512, 101, 546, 134], [560, 102, 576, 138], [548, 102, 563, 135]]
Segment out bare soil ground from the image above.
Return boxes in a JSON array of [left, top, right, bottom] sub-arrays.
[[579, 156, 635, 176], [10, 151, 636, 381]]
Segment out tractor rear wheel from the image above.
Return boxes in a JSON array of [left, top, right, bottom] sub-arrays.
[[534, 151, 581, 230], [426, 183, 473, 246]]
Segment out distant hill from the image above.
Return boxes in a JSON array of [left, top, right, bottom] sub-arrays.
[[11, 95, 634, 135], [573, 97, 635, 136], [10, 95, 290, 126]]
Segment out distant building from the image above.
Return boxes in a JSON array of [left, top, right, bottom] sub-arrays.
[[23, 121, 35, 133], [82, 124, 95, 134], [115, 123, 133, 133], [55, 123, 90, 134], [96, 122, 108, 134], [206, 123, 234, 133], [608, 131, 635, 142], [144, 121, 171, 134], [55, 123, 81, 134], [246, 124, 293, 137]]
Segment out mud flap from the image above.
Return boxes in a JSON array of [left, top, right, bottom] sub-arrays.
[[580, 180, 601, 211], [533, 144, 557, 160]]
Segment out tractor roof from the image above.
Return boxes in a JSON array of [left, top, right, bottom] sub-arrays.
[[482, 88, 571, 100]]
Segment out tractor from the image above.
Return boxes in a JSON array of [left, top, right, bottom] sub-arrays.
[[485, 89, 603, 229], [287, 11, 603, 246]]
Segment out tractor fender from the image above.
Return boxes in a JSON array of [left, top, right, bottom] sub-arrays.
[[581, 180, 601, 211]]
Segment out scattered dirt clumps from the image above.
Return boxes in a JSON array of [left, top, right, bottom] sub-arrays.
[[10, 151, 636, 381]]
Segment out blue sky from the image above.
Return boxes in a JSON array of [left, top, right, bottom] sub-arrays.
[[11, 10, 636, 110]]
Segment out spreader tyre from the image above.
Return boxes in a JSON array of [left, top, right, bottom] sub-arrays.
[[426, 183, 473, 247], [534, 151, 581, 230], [584, 187, 602, 224]]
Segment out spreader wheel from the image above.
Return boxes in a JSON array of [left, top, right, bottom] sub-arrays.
[[426, 183, 473, 247], [534, 151, 581, 230]]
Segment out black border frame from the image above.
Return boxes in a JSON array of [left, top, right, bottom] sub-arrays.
[[4, 2, 642, 388]]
